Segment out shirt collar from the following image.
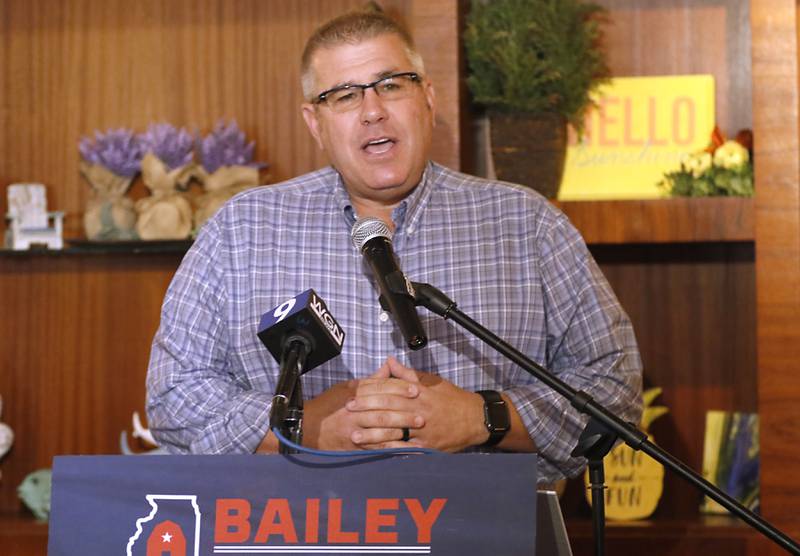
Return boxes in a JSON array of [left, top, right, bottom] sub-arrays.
[[333, 161, 436, 236]]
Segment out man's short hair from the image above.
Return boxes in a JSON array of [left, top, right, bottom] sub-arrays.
[[300, 9, 426, 101]]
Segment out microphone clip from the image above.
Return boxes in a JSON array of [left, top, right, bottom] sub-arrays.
[[378, 270, 417, 313]]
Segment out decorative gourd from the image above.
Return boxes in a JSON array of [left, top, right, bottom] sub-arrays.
[[584, 387, 668, 520]]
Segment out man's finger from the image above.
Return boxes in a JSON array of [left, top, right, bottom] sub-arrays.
[[354, 377, 419, 399], [384, 356, 420, 382], [368, 362, 392, 379], [363, 438, 427, 450], [350, 410, 424, 431]]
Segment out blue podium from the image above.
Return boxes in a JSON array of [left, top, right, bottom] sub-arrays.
[[48, 453, 541, 555]]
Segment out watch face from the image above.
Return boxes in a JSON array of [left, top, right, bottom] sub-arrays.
[[486, 400, 510, 432]]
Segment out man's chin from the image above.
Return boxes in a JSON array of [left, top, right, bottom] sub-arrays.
[[367, 177, 417, 197], [338, 165, 422, 202]]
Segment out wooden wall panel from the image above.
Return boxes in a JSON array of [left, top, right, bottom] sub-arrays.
[[0, 0, 462, 237], [598, 0, 752, 138], [751, 0, 800, 524], [0, 254, 182, 514]]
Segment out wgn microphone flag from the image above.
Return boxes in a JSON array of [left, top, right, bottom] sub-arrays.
[[257, 289, 345, 372]]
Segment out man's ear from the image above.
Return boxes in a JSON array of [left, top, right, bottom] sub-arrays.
[[302, 103, 325, 151], [423, 80, 436, 125]]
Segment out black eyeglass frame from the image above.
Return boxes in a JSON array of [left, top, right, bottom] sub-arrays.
[[311, 71, 422, 107]]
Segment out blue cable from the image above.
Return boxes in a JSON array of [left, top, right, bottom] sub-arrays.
[[271, 427, 437, 457]]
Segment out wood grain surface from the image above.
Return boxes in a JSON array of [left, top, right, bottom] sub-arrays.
[[751, 0, 800, 525]]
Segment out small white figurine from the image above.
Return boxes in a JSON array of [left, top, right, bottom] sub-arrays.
[[5, 183, 64, 250], [0, 395, 14, 481], [120, 411, 167, 455]]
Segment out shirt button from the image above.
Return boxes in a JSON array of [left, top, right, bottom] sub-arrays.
[[379, 311, 390, 322], [407, 225, 415, 234]]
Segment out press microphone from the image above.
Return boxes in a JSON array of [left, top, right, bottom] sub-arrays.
[[258, 289, 345, 434], [350, 217, 427, 350], [257, 288, 345, 373]]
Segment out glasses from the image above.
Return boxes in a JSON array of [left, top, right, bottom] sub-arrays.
[[312, 72, 422, 113]]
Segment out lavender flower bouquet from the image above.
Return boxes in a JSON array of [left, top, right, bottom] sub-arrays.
[[194, 120, 266, 229], [135, 123, 198, 240], [78, 128, 142, 240]]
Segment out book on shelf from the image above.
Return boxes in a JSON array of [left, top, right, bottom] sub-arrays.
[[700, 410, 760, 515]]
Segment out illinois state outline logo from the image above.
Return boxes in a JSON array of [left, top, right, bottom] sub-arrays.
[[127, 494, 201, 556]]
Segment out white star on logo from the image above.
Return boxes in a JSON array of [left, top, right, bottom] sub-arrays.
[[161, 532, 173, 543]]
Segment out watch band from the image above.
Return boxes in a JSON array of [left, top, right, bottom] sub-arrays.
[[476, 390, 510, 447]]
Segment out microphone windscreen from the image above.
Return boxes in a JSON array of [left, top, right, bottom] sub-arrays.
[[351, 216, 391, 251]]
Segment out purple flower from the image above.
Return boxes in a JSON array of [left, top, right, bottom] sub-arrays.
[[198, 120, 266, 174], [138, 123, 195, 170], [79, 128, 144, 178]]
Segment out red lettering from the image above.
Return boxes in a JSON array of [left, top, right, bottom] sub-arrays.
[[647, 97, 668, 146], [306, 499, 320, 543], [598, 97, 619, 147], [673, 96, 695, 146], [215, 499, 250, 543], [148, 520, 187, 556], [404, 498, 447, 543], [327, 499, 359, 543], [254, 498, 298, 543], [365, 498, 399, 543], [623, 98, 644, 146]]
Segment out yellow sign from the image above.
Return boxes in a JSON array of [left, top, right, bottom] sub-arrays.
[[559, 75, 715, 200]]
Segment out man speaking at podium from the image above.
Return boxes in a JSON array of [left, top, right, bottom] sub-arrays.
[[146, 8, 642, 485]]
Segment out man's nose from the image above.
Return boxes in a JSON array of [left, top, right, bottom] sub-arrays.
[[360, 87, 387, 124]]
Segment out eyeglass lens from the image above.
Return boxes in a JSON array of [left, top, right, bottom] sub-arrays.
[[323, 73, 419, 112]]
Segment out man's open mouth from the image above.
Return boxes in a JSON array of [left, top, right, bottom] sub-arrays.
[[363, 137, 395, 154]]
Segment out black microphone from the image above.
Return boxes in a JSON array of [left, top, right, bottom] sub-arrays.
[[351, 217, 427, 350], [258, 289, 346, 434], [257, 288, 345, 373]]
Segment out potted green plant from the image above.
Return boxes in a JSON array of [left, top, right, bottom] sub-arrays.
[[464, 0, 610, 198]]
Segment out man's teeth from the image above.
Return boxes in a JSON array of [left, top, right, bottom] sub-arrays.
[[367, 138, 390, 146]]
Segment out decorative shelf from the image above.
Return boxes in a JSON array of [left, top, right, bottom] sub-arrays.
[[565, 515, 772, 555], [0, 513, 48, 535], [553, 197, 754, 245], [567, 514, 759, 538], [0, 239, 193, 257], [0, 513, 49, 555]]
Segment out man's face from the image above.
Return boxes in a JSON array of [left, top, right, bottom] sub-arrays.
[[302, 33, 436, 207]]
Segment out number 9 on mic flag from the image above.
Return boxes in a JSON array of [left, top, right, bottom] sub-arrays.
[[257, 289, 345, 373]]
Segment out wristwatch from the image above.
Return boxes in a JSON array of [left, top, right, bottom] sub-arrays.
[[476, 390, 510, 447]]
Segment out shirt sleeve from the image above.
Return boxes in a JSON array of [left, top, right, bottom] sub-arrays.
[[145, 218, 272, 454], [503, 209, 643, 484]]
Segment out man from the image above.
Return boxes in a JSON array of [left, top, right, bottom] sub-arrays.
[[146, 10, 642, 484]]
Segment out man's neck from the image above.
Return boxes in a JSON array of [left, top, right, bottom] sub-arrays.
[[350, 198, 397, 233]]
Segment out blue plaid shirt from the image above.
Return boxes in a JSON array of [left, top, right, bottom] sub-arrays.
[[146, 161, 642, 483]]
